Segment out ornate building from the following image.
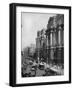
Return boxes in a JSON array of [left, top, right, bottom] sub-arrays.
[[36, 14, 64, 65], [36, 29, 46, 63], [46, 14, 64, 65]]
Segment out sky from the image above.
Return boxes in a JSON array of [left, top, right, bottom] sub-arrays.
[[21, 12, 56, 50]]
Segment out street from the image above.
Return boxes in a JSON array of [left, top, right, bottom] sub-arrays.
[[21, 57, 64, 77]]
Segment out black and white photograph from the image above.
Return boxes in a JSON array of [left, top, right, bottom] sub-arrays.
[[21, 13, 64, 77], [10, 3, 71, 87]]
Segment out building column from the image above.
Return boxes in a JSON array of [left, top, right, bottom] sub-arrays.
[[49, 29, 54, 63], [58, 28, 61, 46], [50, 31, 53, 47], [56, 25, 64, 64], [46, 35, 49, 64], [52, 28, 57, 64]]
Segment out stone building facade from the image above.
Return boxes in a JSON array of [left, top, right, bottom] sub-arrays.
[[46, 14, 64, 64], [36, 29, 47, 63], [36, 14, 64, 65]]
